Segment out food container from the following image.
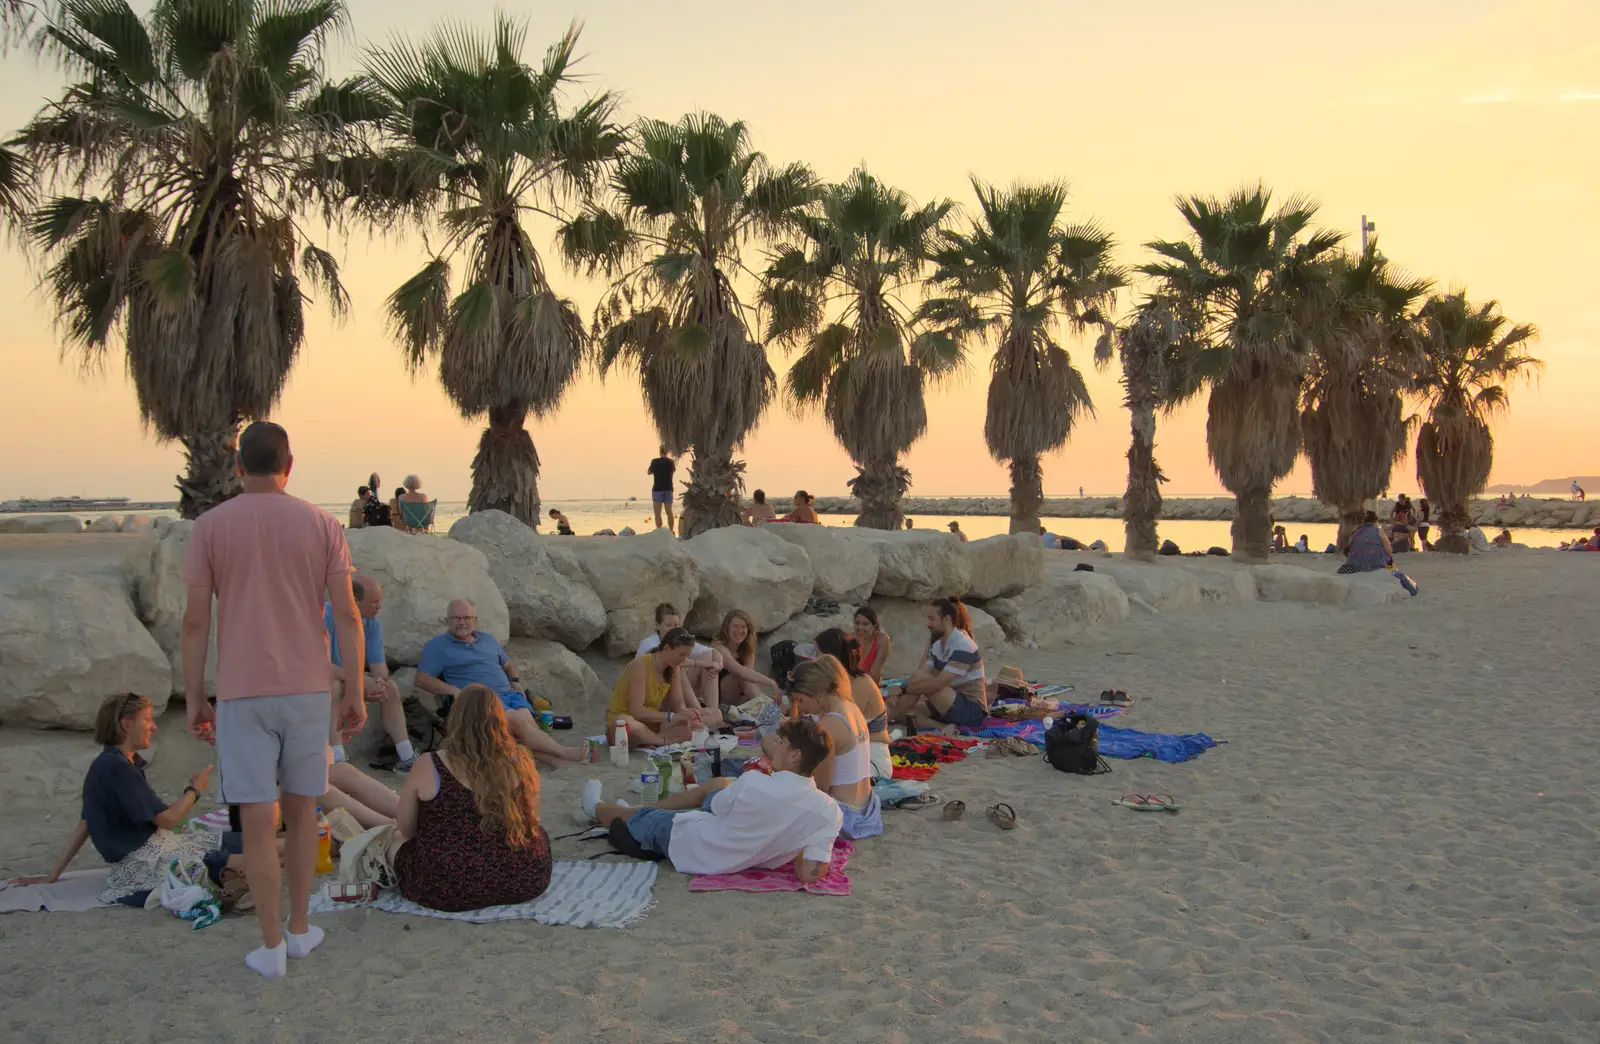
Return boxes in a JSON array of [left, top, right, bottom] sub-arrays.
[[586, 736, 606, 762]]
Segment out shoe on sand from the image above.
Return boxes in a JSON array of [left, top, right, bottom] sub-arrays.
[[986, 803, 1017, 830], [942, 800, 966, 821]]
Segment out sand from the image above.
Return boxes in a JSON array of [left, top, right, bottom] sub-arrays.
[[2, 548, 1597, 1042]]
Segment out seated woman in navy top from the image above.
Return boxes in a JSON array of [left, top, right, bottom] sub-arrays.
[[6, 694, 243, 906]]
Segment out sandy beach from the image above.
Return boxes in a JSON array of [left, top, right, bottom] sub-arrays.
[[0, 546, 1594, 1043]]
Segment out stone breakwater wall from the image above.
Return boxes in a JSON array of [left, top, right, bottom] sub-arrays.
[[797, 495, 1600, 529]]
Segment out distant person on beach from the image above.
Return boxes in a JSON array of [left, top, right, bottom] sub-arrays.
[[813, 628, 891, 780], [947, 520, 968, 542], [388, 685, 552, 913], [1338, 511, 1393, 574], [1491, 528, 1513, 548], [412, 600, 586, 768], [1079, 486, 1084, 497], [397, 475, 432, 533], [648, 447, 677, 534], [853, 606, 890, 686], [782, 490, 819, 523], [742, 489, 776, 526], [325, 576, 411, 772], [390, 486, 405, 526], [1294, 534, 1310, 553], [883, 597, 987, 732], [1037, 525, 1059, 549], [361, 481, 391, 528], [607, 626, 702, 747], [181, 420, 365, 979], [348, 486, 369, 529], [547, 508, 575, 536], [904, 517, 914, 529], [1272, 525, 1289, 552], [1572, 480, 1585, 501], [1387, 495, 1415, 552], [580, 717, 841, 881], [1417, 498, 1432, 549]]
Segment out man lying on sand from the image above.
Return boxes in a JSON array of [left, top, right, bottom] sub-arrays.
[[579, 718, 841, 881], [884, 597, 989, 733], [325, 576, 413, 772], [412, 599, 585, 768]]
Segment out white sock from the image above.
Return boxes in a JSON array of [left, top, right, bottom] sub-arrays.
[[245, 942, 287, 979], [394, 740, 416, 762], [330, 744, 347, 764], [285, 924, 324, 959], [580, 779, 602, 821]]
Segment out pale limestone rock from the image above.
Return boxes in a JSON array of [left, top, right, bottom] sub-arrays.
[[86, 515, 122, 533], [118, 515, 156, 533], [984, 572, 1130, 647], [845, 530, 971, 601], [21, 516, 85, 534], [346, 526, 509, 666], [123, 521, 217, 696], [1094, 561, 1202, 611], [962, 533, 1044, 600], [762, 523, 878, 603], [505, 638, 606, 706], [1252, 564, 1351, 605], [447, 510, 606, 651], [1344, 572, 1409, 606], [567, 529, 699, 657], [1178, 562, 1260, 605], [684, 526, 814, 634], [868, 597, 1005, 678]]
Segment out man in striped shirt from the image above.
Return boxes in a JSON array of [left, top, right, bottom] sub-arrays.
[[883, 597, 988, 732]]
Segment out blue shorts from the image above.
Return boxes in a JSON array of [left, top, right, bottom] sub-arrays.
[[499, 688, 531, 715], [933, 690, 988, 728], [626, 791, 718, 855], [651, 490, 673, 505]]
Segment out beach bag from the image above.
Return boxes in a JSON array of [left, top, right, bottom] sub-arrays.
[[1044, 714, 1111, 776], [769, 640, 799, 693]]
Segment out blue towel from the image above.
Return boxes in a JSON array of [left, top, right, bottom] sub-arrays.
[[961, 720, 1222, 763]]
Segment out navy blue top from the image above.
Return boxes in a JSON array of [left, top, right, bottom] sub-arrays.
[[81, 747, 166, 863], [647, 456, 675, 492]]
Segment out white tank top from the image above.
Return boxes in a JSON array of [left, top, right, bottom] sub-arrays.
[[824, 710, 871, 786]]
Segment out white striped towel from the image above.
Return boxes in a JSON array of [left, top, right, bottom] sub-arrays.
[[307, 859, 657, 928]]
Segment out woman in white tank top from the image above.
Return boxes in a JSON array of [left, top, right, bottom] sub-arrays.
[[789, 656, 872, 812]]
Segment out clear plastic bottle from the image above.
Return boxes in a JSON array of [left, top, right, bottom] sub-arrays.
[[314, 806, 334, 874], [610, 718, 630, 767]]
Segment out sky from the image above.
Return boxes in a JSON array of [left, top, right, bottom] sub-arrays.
[[0, 0, 1594, 504]]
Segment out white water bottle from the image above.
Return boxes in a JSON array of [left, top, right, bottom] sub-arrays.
[[610, 718, 629, 767]]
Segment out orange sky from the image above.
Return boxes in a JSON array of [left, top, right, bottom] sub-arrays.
[[0, 0, 1593, 504]]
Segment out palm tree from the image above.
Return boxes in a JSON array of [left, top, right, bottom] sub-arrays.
[[1301, 246, 1430, 546], [16, 0, 354, 517], [1143, 185, 1343, 561], [346, 20, 623, 524], [1411, 291, 1539, 553], [919, 179, 1124, 534], [761, 168, 961, 528], [560, 113, 817, 536]]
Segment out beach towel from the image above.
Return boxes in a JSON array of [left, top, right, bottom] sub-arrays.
[[960, 720, 1223, 763], [985, 703, 1126, 722], [0, 870, 115, 913], [307, 859, 657, 928], [688, 840, 855, 897]]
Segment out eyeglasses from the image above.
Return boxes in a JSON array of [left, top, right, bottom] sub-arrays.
[[447, 615, 477, 623]]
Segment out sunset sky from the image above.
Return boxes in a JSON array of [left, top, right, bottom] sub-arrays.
[[0, 0, 1593, 505]]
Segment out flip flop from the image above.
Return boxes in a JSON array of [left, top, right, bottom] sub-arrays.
[[1100, 690, 1133, 706], [986, 803, 1017, 830], [1112, 793, 1181, 812], [942, 800, 967, 821], [889, 793, 941, 810]]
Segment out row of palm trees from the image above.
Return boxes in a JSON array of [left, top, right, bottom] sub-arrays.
[[2, 3, 1539, 556]]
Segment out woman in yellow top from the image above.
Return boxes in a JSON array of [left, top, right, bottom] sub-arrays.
[[607, 628, 701, 747]]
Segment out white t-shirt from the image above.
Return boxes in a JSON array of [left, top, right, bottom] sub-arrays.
[[667, 770, 842, 875], [636, 633, 714, 660]]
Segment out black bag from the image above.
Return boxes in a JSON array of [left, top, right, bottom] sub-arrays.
[[769, 639, 799, 693], [603, 818, 666, 861], [1043, 713, 1111, 775]]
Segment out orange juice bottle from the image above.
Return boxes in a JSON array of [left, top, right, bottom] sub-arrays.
[[315, 807, 334, 874]]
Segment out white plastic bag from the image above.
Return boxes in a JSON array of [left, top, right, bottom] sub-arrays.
[[159, 858, 210, 914]]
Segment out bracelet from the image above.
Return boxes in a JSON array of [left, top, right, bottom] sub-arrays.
[[666, 711, 673, 724], [183, 786, 198, 798]]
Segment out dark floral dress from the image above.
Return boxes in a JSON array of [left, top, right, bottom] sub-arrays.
[[394, 757, 552, 912]]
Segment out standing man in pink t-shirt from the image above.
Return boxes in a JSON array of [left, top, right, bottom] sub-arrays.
[[181, 422, 367, 979]]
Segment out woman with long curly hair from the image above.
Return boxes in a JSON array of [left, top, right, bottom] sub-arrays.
[[712, 608, 781, 712], [391, 685, 552, 911]]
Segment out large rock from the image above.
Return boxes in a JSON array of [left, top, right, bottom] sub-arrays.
[[683, 527, 814, 634], [346, 526, 509, 666], [447, 511, 606, 652], [1252, 564, 1351, 605], [962, 533, 1044, 600], [1177, 562, 1259, 605], [846, 531, 971, 601], [0, 574, 172, 728], [119, 515, 157, 533], [567, 529, 699, 657], [123, 521, 217, 696], [868, 597, 1005, 678], [17, 516, 85, 534], [1345, 572, 1409, 607], [763, 523, 879, 604], [984, 572, 1130, 647], [86, 515, 122, 534], [1088, 561, 1201, 612], [505, 638, 606, 706]]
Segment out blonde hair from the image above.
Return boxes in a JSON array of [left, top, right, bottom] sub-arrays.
[[93, 693, 150, 746], [439, 685, 542, 848], [790, 655, 849, 704]]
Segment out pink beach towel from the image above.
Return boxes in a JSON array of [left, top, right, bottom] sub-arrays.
[[687, 840, 855, 896]]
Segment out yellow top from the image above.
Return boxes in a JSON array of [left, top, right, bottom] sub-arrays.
[[607, 654, 670, 720]]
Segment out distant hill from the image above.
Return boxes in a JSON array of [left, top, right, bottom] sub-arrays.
[[1485, 476, 1600, 494]]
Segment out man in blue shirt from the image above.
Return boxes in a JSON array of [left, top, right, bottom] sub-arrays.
[[324, 576, 413, 771], [413, 599, 584, 768]]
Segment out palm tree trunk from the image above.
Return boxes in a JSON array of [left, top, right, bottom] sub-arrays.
[[1008, 455, 1044, 534], [1122, 400, 1161, 560], [177, 423, 242, 519], [1231, 486, 1273, 563], [1433, 500, 1471, 554], [468, 406, 540, 525], [850, 456, 908, 530], [680, 447, 746, 538]]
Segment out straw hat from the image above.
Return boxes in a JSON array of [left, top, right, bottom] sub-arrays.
[[997, 666, 1027, 689]]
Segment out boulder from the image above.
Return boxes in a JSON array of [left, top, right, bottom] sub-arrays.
[[962, 533, 1044, 600], [1094, 561, 1202, 611], [755, 610, 859, 670], [567, 529, 699, 657], [346, 526, 509, 666], [447, 510, 606, 652], [763, 523, 879, 604], [123, 521, 217, 696], [868, 597, 1006, 678], [986, 571, 1129, 647], [119, 515, 157, 533], [683, 527, 814, 634], [1177, 562, 1259, 605], [505, 638, 606, 706], [846, 530, 971, 601], [1345, 572, 1408, 607], [24, 516, 84, 534], [0, 574, 172, 728], [86, 515, 122, 533], [1252, 564, 1351, 605]]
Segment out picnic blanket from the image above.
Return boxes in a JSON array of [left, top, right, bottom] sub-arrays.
[[307, 859, 657, 928], [0, 870, 115, 913], [960, 720, 1223, 763], [688, 840, 855, 897], [987, 703, 1127, 721]]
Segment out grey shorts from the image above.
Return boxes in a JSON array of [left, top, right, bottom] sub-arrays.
[[215, 692, 330, 804]]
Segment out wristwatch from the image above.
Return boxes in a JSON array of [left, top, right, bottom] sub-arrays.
[[183, 786, 199, 798]]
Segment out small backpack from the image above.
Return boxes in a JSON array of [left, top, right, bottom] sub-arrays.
[[1043, 713, 1111, 775], [769, 640, 799, 693]]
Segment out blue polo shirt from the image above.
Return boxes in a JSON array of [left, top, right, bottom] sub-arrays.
[[324, 601, 385, 670], [82, 747, 166, 863], [416, 631, 514, 698]]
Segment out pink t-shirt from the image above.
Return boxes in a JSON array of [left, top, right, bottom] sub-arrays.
[[181, 491, 353, 700]]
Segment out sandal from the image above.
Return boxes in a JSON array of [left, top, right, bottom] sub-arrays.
[[985, 803, 1017, 830], [1112, 793, 1181, 812], [1100, 690, 1132, 706], [942, 800, 966, 821], [985, 737, 1037, 758]]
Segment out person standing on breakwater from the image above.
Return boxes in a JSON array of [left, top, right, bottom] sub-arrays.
[[648, 446, 677, 534]]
